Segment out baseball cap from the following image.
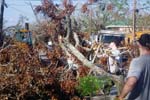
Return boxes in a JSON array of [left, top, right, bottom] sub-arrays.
[[138, 33, 150, 49]]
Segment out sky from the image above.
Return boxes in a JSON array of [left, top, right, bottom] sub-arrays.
[[4, 0, 84, 27], [4, 0, 41, 27], [4, 0, 149, 27]]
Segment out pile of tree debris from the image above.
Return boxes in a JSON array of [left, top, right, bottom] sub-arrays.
[[0, 39, 90, 100]]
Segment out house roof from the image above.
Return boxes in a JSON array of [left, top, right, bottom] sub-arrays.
[[106, 25, 132, 28]]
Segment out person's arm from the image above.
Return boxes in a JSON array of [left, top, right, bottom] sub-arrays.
[[116, 58, 142, 100], [118, 76, 137, 100]]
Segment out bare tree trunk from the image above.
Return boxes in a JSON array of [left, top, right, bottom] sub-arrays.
[[65, 14, 72, 40], [0, 0, 5, 46], [29, 2, 40, 24]]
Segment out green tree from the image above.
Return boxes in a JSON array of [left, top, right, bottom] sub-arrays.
[[135, 0, 150, 30], [77, 0, 130, 33]]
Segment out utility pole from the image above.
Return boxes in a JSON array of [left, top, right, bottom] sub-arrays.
[[133, 0, 137, 43], [0, 0, 5, 46], [90, 6, 92, 35], [88, 4, 93, 36]]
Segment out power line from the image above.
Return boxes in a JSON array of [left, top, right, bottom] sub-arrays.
[[8, 0, 41, 1], [7, 4, 30, 6], [7, 3, 39, 6], [9, 6, 34, 16]]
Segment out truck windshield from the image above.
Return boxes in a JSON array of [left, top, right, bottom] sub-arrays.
[[101, 35, 124, 44]]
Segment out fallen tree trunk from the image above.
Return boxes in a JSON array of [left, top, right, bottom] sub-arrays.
[[59, 39, 124, 94], [61, 39, 108, 75]]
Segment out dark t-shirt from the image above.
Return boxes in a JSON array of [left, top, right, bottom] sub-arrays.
[[126, 55, 150, 100]]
